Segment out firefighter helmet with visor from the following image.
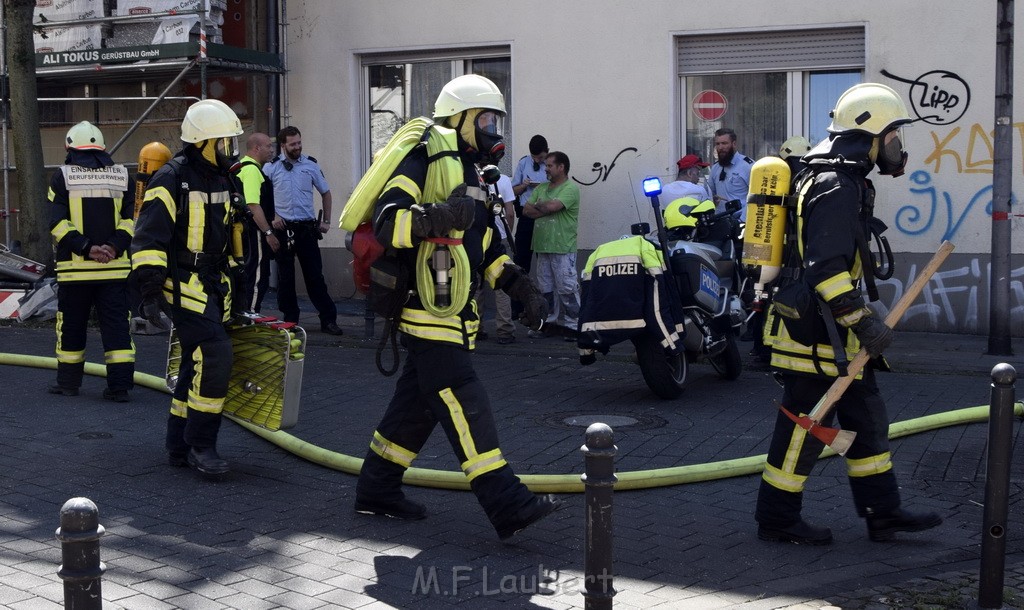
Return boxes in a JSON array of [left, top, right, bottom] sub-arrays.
[[827, 83, 912, 137]]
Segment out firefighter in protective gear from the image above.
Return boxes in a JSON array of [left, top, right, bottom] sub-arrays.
[[778, 135, 812, 177], [131, 99, 244, 476], [755, 83, 941, 544], [48, 121, 135, 401], [354, 74, 561, 540]]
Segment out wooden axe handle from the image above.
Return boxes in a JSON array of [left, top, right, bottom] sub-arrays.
[[807, 240, 956, 423]]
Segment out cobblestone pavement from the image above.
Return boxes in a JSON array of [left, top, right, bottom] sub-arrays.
[[0, 303, 1022, 609]]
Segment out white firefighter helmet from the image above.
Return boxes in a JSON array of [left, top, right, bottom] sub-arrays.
[[180, 99, 243, 143], [827, 83, 912, 136], [65, 121, 105, 151], [779, 136, 812, 159], [432, 74, 506, 119]]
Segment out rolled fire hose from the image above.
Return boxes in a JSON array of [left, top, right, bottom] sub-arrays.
[[4, 352, 1021, 493], [415, 239, 471, 318]]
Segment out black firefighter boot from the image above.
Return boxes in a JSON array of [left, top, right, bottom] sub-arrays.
[[755, 479, 833, 545], [865, 507, 943, 542], [184, 410, 229, 475], [852, 472, 942, 541], [187, 446, 230, 475], [473, 466, 562, 541], [48, 362, 83, 396], [354, 452, 426, 520]]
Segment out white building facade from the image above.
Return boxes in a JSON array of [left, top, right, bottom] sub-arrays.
[[284, 0, 1023, 334]]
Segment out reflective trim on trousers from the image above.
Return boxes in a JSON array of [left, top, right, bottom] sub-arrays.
[[761, 462, 808, 493], [370, 430, 417, 469], [846, 451, 893, 477]]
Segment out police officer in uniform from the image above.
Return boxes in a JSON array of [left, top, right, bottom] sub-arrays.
[[708, 127, 753, 222], [131, 99, 244, 476], [263, 126, 344, 334], [48, 121, 135, 401], [755, 83, 942, 544], [354, 74, 560, 540], [236, 132, 280, 312]]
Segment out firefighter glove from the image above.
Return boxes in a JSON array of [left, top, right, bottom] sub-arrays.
[[134, 267, 170, 328], [410, 184, 476, 238], [504, 274, 548, 331], [828, 290, 870, 327], [851, 314, 894, 358]]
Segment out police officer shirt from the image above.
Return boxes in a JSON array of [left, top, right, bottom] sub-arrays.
[[512, 155, 549, 206], [709, 152, 753, 222], [262, 154, 330, 222]]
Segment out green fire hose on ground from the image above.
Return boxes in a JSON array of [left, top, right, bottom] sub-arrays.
[[3, 352, 1021, 494]]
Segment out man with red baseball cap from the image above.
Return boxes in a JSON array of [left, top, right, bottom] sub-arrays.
[[660, 153, 711, 203]]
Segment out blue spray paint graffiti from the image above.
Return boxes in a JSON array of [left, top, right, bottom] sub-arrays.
[[895, 170, 999, 240]]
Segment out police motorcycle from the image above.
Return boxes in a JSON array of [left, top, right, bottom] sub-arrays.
[[577, 176, 745, 399]]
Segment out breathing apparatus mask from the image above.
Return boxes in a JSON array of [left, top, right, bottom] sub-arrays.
[[457, 109, 505, 164], [200, 136, 240, 172], [874, 127, 908, 177]]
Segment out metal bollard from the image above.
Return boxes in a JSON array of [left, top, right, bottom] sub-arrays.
[[978, 363, 1016, 609], [364, 298, 375, 338], [581, 422, 617, 609], [56, 497, 106, 610]]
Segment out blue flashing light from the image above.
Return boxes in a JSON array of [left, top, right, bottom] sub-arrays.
[[642, 176, 662, 197]]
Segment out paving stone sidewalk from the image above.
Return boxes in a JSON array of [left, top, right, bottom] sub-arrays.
[[0, 304, 1022, 609]]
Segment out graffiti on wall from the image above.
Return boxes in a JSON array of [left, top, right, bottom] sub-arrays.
[[572, 147, 639, 186], [891, 121, 1024, 240], [882, 69, 971, 125], [878, 256, 1024, 333], [894, 170, 994, 240]]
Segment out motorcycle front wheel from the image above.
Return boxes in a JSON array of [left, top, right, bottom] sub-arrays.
[[633, 335, 687, 399], [708, 332, 743, 380]]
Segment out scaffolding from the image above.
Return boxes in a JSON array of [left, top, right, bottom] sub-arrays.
[[0, 0, 284, 248]]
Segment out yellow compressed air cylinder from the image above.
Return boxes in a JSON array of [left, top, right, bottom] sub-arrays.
[[231, 219, 245, 259], [742, 156, 790, 294], [134, 142, 173, 219]]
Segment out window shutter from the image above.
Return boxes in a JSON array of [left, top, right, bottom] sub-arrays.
[[678, 27, 865, 75]]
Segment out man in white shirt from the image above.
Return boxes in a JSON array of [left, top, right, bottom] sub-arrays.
[[484, 171, 517, 344], [660, 154, 711, 204]]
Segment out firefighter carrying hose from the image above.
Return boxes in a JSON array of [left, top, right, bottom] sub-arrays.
[[755, 83, 942, 544], [353, 74, 561, 540], [48, 121, 136, 401], [131, 99, 244, 477]]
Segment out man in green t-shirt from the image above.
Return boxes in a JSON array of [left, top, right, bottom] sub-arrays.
[[522, 151, 581, 339]]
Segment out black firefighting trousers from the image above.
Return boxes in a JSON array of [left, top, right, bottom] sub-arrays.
[[55, 281, 135, 391], [165, 308, 232, 454], [356, 334, 536, 527], [755, 369, 902, 528]]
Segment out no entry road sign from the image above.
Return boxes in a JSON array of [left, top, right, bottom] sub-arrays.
[[693, 89, 728, 121]]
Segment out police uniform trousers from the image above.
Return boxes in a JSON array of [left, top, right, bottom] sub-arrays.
[[243, 219, 273, 313], [510, 215, 535, 319], [55, 281, 134, 391], [357, 333, 535, 526], [165, 304, 233, 455], [755, 368, 901, 528], [274, 225, 337, 325]]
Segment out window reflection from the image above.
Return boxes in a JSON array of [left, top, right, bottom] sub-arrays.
[[684, 73, 787, 163], [367, 57, 512, 174], [809, 71, 861, 145]]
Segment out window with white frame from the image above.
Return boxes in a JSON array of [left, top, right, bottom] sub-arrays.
[[362, 47, 512, 175], [677, 27, 864, 164]]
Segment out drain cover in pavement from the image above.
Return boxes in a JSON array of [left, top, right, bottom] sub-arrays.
[[537, 412, 668, 430]]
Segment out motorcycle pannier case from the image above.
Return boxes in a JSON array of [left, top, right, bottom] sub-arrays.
[[669, 251, 721, 313]]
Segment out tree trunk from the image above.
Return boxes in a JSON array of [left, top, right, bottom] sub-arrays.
[[4, 0, 49, 266]]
